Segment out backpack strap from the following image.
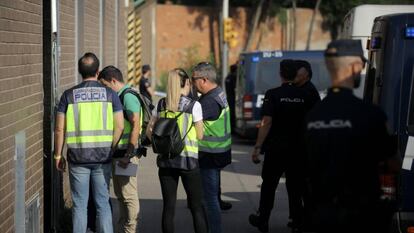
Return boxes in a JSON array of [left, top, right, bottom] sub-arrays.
[[178, 99, 195, 139], [157, 97, 194, 141], [119, 87, 139, 121]]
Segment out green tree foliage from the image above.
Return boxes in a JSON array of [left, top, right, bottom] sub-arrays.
[[156, 44, 216, 92]]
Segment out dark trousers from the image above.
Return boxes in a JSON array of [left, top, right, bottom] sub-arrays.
[[259, 148, 305, 226], [159, 167, 208, 233]]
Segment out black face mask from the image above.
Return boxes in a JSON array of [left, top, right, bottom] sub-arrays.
[[353, 73, 361, 89]]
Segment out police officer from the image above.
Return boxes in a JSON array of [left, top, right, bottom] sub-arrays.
[[286, 59, 320, 230], [54, 53, 124, 233], [192, 62, 232, 233], [249, 59, 312, 233], [305, 40, 398, 233]]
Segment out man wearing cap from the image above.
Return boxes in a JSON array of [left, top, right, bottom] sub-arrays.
[[305, 40, 398, 233], [140, 64, 154, 102]]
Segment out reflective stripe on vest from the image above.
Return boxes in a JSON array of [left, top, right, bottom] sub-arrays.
[[118, 110, 143, 150], [66, 101, 114, 149], [160, 110, 198, 159], [199, 106, 231, 153]]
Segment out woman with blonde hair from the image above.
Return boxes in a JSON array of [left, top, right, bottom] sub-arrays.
[[147, 68, 208, 233]]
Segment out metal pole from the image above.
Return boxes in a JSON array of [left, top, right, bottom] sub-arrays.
[[221, 0, 228, 88]]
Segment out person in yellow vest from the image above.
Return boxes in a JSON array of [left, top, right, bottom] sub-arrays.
[[146, 68, 208, 233], [54, 53, 124, 233], [192, 62, 232, 233], [98, 65, 141, 233]]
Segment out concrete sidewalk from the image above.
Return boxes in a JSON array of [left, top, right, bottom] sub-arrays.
[[111, 137, 292, 233]]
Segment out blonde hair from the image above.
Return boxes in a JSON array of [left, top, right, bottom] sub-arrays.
[[166, 70, 182, 112]]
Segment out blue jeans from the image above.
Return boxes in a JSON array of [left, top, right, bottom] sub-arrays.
[[200, 168, 221, 233], [69, 163, 113, 233]]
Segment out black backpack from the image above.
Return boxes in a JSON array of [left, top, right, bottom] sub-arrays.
[[151, 98, 194, 158], [119, 87, 154, 146]]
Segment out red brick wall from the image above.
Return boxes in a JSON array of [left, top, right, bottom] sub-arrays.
[[155, 5, 331, 75], [0, 0, 44, 232]]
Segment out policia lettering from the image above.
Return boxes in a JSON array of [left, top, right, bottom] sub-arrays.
[[199, 92, 232, 153], [65, 87, 114, 163], [74, 87, 107, 102]]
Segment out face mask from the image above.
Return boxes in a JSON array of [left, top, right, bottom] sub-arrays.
[[353, 73, 361, 89]]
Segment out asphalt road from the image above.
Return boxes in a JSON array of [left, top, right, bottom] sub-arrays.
[[111, 136, 292, 233]]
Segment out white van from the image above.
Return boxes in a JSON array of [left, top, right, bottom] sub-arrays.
[[340, 4, 414, 97]]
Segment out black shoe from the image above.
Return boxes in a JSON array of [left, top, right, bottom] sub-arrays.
[[219, 200, 232, 210], [248, 214, 269, 233]]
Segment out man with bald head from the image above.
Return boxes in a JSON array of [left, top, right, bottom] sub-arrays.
[[54, 53, 124, 233], [305, 40, 397, 233]]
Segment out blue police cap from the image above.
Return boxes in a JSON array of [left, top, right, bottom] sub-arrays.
[[324, 39, 367, 62]]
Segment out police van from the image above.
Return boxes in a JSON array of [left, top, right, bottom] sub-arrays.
[[364, 13, 414, 231], [341, 4, 414, 98], [234, 50, 330, 138]]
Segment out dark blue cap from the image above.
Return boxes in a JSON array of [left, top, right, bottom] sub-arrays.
[[324, 39, 367, 62]]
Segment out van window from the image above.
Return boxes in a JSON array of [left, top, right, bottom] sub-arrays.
[[254, 60, 281, 94]]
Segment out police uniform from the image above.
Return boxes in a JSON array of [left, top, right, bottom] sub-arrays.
[[258, 82, 313, 229], [305, 40, 396, 233], [302, 80, 321, 104], [57, 80, 123, 163]]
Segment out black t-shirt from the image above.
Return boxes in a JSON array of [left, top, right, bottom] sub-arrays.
[[139, 77, 152, 101], [225, 73, 236, 105], [262, 82, 314, 152], [302, 80, 321, 105], [305, 87, 394, 204], [198, 87, 232, 169]]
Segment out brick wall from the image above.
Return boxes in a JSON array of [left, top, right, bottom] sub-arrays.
[[155, 4, 331, 75], [84, 1, 101, 58], [104, 0, 116, 67], [0, 0, 44, 232], [58, 0, 76, 204], [118, 2, 128, 77], [0, 1, 129, 232]]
